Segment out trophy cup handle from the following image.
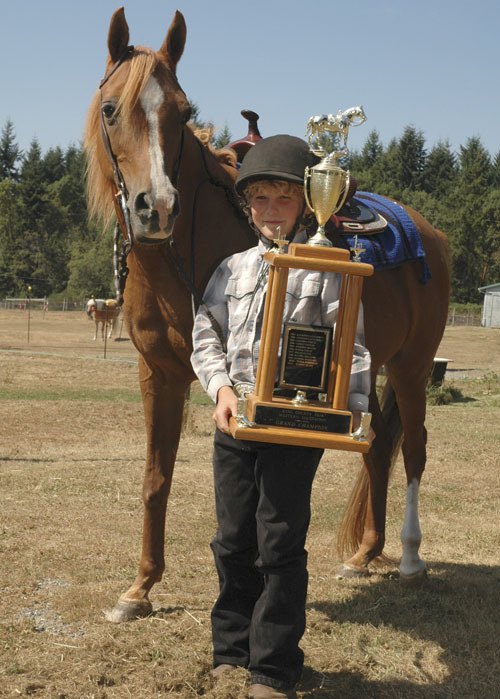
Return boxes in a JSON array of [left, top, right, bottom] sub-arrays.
[[336, 170, 351, 214], [304, 166, 314, 212]]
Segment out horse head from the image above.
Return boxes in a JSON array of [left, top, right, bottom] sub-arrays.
[[85, 8, 191, 243]]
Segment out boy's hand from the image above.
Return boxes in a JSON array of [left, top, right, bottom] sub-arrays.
[[213, 386, 238, 434]]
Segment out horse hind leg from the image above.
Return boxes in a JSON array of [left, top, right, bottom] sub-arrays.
[[337, 375, 395, 578], [391, 370, 429, 586]]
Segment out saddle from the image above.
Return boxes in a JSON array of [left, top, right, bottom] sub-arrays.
[[332, 180, 388, 235]]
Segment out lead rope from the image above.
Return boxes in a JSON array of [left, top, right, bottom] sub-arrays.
[[113, 223, 131, 306]]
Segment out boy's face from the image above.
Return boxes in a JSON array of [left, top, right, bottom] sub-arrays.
[[248, 182, 303, 241]]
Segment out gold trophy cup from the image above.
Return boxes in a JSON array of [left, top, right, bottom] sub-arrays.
[[304, 106, 367, 247], [304, 160, 350, 247]]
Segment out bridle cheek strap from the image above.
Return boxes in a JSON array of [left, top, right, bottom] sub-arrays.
[[98, 47, 136, 305], [98, 47, 135, 251]]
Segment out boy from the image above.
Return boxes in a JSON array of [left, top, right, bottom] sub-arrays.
[[191, 135, 371, 699]]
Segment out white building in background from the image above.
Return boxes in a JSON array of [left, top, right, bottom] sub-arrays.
[[478, 283, 500, 328]]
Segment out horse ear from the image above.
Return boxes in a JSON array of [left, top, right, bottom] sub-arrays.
[[107, 7, 130, 63], [159, 10, 186, 73]]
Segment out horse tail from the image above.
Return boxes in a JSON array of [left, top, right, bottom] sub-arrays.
[[337, 376, 403, 559]]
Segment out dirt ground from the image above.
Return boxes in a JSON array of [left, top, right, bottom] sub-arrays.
[[1, 309, 499, 698]]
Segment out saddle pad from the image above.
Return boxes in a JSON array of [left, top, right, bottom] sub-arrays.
[[333, 191, 431, 283]]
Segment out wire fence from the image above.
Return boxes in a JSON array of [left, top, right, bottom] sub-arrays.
[[1, 298, 86, 312], [1, 298, 484, 326], [446, 308, 482, 326]]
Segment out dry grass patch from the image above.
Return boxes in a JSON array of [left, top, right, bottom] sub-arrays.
[[1, 313, 499, 697]]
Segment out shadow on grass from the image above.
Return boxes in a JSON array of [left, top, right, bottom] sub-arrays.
[[303, 561, 500, 698]]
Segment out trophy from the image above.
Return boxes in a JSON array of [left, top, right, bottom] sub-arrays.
[[227, 107, 373, 453], [305, 106, 367, 247]]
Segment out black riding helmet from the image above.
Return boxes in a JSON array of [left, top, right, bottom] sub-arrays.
[[235, 134, 320, 195]]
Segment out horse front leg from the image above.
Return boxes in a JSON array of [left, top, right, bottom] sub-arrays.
[[106, 357, 188, 622]]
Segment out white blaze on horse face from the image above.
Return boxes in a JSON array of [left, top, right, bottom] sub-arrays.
[[140, 76, 178, 233]]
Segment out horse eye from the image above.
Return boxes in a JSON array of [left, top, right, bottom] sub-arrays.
[[102, 103, 116, 121]]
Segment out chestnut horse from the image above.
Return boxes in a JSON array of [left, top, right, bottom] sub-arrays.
[[84, 8, 450, 622]]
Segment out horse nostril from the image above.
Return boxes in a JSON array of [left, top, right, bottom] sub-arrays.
[[134, 192, 153, 214]]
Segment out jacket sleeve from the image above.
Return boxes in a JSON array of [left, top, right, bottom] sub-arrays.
[[321, 272, 371, 413], [191, 261, 232, 403]]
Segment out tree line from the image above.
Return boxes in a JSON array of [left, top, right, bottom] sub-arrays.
[[0, 118, 499, 304]]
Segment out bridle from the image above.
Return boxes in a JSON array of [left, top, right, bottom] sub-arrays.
[[97, 46, 245, 341], [98, 46, 136, 306]]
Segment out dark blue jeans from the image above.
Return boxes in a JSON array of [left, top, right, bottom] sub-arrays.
[[211, 429, 323, 690]]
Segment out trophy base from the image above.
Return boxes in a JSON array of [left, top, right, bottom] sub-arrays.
[[229, 417, 370, 453], [228, 395, 370, 453]]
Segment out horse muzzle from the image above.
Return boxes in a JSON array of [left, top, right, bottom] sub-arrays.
[[132, 189, 180, 242]]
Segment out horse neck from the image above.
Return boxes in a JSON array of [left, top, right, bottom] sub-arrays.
[[173, 129, 254, 294]]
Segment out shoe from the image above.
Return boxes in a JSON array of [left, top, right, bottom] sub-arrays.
[[211, 663, 238, 678], [248, 683, 297, 699]]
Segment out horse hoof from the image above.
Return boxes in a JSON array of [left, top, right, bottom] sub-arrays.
[[335, 563, 370, 580], [104, 598, 153, 623], [400, 567, 427, 589]]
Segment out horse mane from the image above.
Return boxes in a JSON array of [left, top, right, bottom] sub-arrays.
[[191, 126, 238, 169], [84, 47, 237, 228]]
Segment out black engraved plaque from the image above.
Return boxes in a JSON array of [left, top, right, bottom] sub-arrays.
[[279, 323, 333, 392], [254, 405, 350, 434]]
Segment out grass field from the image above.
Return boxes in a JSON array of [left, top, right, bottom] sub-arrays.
[[1, 309, 499, 698]]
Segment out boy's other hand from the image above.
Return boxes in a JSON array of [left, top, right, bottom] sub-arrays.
[[213, 386, 238, 434]]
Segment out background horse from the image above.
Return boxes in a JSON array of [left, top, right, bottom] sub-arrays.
[[84, 8, 450, 622], [86, 298, 121, 341]]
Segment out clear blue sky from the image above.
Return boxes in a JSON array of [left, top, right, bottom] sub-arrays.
[[1, 0, 499, 158]]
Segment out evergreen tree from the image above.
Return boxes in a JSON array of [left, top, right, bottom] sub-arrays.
[[449, 137, 492, 301], [491, 150, 500, 187], [397, 126, 427, 191], [373, 138, 401, 196], [480, 188, 500, 286], [66, 227, 115, 299], [0, 120, 22, 181], [422, 140, 457, 197], [0, 178, 23, 295], [213, 124, 232, 149], [13, 139, 71, 296], [43, 146, 66, 183], [19, 139, 48, 228], [359, 130, 384, 168]]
